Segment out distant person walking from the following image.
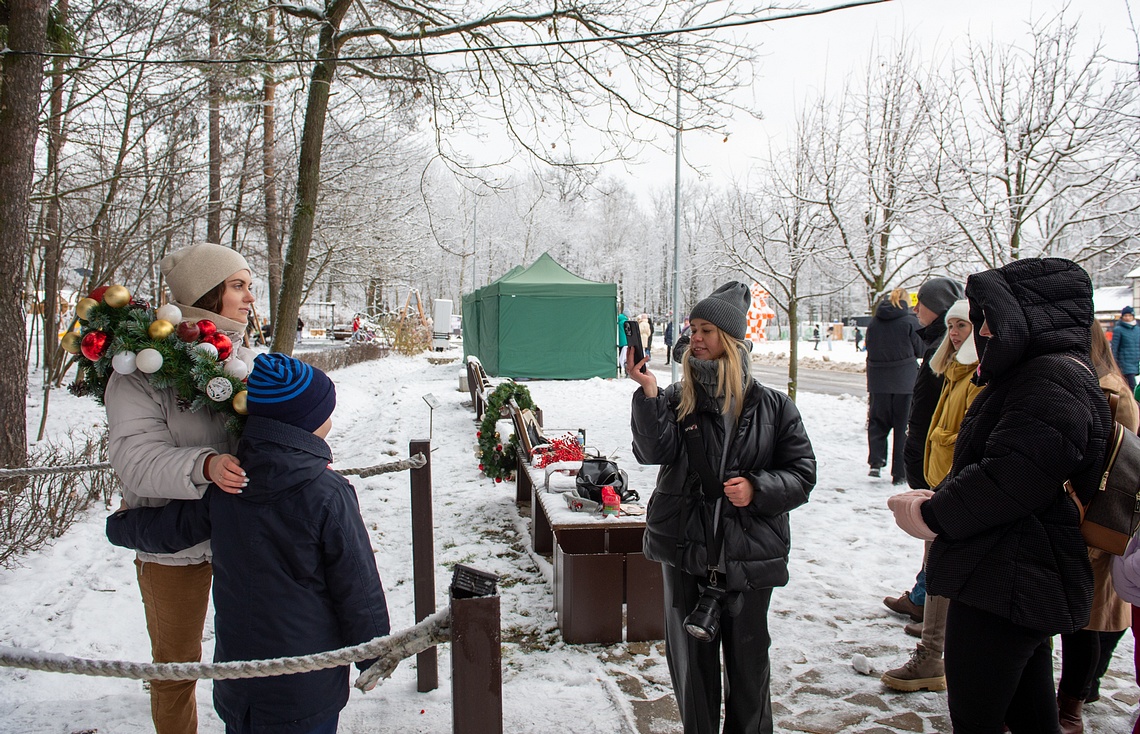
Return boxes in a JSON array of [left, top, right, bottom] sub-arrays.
[[664, 319, 675, 365], [812, 324, 821, 351], [617, 312, 630, 376], [825, 325, 834, 351], [854, 326, 863, 352], [865, 290, 923, 484], [1111, 305, 1140, 391]]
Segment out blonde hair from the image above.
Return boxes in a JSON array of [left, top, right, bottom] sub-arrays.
[[888, 289, 909, 309], [929, 331, 958, 376], [677, 325, 748, 422]]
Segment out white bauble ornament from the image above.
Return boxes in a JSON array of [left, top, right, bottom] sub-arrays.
[[136, 348, 164, 374], [223, 358, 249, 380], [206, 376, 234, 402], [111, 350, 138, 375], [194, 342, 219, 360], [155, 304, 182, 324]]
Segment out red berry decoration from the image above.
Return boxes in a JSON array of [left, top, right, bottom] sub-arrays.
[[476, 431, 482, 438], [80, 331, 109, 361], [196, 319, 218, 339], [205, 332, 233, 361], [176, 320, 201, 342], [87, 285, 109, 303]]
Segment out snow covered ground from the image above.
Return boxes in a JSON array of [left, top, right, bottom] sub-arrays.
[[2, 346, 1138, 733]]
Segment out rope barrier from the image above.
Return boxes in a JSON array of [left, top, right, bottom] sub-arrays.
[[0, 455, 426, 480], [0, 608, 450, 692]]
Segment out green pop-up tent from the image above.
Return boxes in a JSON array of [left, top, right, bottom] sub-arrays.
[[461, 253, 617, 379]]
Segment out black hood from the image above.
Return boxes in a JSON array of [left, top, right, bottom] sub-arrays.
[[236, 416, 333, 504], [965, 258, 1093, 385], [875, 297, 912, 321]]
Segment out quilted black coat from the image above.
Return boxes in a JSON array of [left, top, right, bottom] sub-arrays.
[[921, 258, 1111, 634], [632, 380, 816, 591]]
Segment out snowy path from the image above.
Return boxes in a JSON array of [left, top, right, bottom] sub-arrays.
[[2, 352, 1137, 733]]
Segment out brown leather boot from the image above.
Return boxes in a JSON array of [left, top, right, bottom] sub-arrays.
[[1057, 690, 1084, 734]]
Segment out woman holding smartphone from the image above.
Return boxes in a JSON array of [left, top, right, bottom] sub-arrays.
[[627, 282, 816, 734]]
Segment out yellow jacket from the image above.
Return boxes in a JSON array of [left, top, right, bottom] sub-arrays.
[[924, 359, 984, 487]]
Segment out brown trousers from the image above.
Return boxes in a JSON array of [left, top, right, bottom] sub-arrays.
[[135, 559, 212, 734]]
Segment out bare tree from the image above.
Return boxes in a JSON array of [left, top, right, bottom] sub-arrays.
[[269, 0, 761, 354], [925, 14, 1140, 269], [0, 0, 51, 470], [812, 43, 937, 310], [720, 111, 847, 401]]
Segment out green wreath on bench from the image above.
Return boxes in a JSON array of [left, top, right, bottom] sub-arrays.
[[478, 381, 537, 482]]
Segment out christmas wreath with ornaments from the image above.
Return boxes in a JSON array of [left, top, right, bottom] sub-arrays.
[[476, 381, 537, 482], [65, 284, 250, 434]]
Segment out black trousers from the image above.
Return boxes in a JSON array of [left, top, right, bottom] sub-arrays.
[[661, 565, 774, 734], [867, 393, 911, 480], [1059, 628, 1126, 699], [944, 600, 1060, 734]]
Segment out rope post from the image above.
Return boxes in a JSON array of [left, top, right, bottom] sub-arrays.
[[409, 438, 437, 693], [450, 566, 502, 734]]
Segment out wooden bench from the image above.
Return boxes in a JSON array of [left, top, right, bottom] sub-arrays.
[[465, 356, 494, 419], [528, 469, 664, 644]]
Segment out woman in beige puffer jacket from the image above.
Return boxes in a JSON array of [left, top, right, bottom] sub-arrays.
[[105, 243, 256, 734]]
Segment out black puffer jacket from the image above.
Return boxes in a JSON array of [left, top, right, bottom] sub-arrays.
[[865, 297, 923, 394], [632, 380, 816, 591], [108, 417, 391, 734], [904, 317, 949, 488], [921, 258, 1111, 634]]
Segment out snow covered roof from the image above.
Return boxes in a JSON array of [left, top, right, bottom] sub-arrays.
[[1094, 285, 1132, 314]]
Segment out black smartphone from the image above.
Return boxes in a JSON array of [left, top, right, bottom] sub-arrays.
[[623, 320, 647, 373]]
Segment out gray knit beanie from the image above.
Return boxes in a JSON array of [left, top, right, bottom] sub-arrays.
[[160, 243, 252, 306], [689, 281, 750, 340], [917, 277, 964, 316]]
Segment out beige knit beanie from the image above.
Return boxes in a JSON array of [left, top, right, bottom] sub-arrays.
[[160, 243, 251, 306]]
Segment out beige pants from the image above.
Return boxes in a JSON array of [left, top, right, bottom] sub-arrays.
[[135, 560, 212, 734]]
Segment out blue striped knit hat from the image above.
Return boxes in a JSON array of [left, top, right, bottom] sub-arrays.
[[246, 353, 336, 432]]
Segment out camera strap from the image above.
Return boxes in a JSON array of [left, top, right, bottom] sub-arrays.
[[681, 413, 728, 580]]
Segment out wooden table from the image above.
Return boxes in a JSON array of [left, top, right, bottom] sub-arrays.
[[520, 460, 664, 644]]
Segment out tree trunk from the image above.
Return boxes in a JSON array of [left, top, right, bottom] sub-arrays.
[[787, 289, 799, 403], [0, 0, 50, 470], [207, 0, 223, 245], [262, 9, 282, 329], [42, 1, 68, 384], [274, 2, 351, 356]]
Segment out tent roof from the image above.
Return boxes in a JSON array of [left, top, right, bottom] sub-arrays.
[[496, 252, 613, 296]]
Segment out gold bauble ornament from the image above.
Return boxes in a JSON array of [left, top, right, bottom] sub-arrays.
[[75, 298, 99, 321], [232, 390, 248, 415], [103, 284, 131, 308], [60, 332, 81, 354], [147, 319, 175, 340]]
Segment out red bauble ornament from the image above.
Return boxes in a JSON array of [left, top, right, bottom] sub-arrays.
[[176, 320, 201, 342], [496, 444, 503, 452], [495, 477, 502, 483], [478, 464, 484, 471], [87, 285, 109, 303], [196, 320, 218, 339], [205, 332, 233, 361], [476, 431, 482, 438], [80, 331, 109, 361]]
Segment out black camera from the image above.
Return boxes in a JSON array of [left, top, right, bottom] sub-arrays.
[[683, 584, 727, 642]]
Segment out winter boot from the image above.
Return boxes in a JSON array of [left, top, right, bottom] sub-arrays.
[[880, 644, 946, 692], [904, 622, 922, 638], [1057, 691, 1084, 734], [883, 592, 924, 623]]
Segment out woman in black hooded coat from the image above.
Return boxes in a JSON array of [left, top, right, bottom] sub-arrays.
[[888, 258, 1111, 732]]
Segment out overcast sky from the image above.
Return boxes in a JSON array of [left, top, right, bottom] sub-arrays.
[[613, 0, 1139, 198]]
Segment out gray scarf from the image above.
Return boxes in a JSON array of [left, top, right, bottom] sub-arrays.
[[686, 345, 752, 410]]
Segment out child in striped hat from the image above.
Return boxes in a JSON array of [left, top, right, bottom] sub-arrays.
[[109, 353, 390, 734]]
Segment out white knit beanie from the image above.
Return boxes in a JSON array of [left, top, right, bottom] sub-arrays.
[[160, 243, 251, 306], [944, 299, 970, 326]]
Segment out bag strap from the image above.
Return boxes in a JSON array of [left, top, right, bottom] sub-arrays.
[[680, 412, 729, 580], [1062, 355, 1116, 519]]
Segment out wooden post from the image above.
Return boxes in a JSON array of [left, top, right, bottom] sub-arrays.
[[410, 438, 437, 692], [451, 566, 502, 734]]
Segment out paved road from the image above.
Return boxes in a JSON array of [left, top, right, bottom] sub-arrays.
[[646, 361, 866, 397]]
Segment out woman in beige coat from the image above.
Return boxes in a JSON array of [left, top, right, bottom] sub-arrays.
[[1056, 321, 1139, 731], [105, 243, 255, 734]]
